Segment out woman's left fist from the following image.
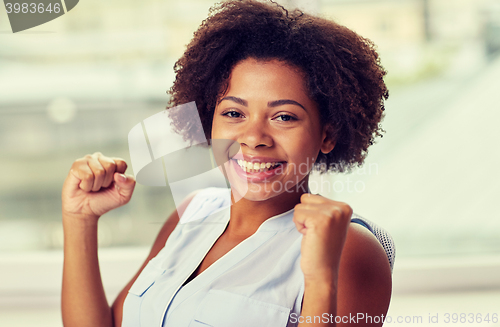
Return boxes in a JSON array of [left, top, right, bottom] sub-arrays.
[[293, 193, 353, 283]]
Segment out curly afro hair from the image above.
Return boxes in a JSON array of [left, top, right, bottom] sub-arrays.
[[167, 0, 388, 173]]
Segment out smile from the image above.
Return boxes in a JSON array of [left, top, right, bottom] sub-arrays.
[[230, 158, 286, 182], [235, 159, 283, 173]]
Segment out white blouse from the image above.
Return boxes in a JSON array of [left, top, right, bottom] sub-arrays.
[[121, 188, 305, 327]]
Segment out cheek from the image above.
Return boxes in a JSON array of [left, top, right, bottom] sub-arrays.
[[211, 115, 223, 139], [295, 128, 321, 150], [292, 133, 323, 165], [284, 139, 318, 175], [212, 115, 239, 141]]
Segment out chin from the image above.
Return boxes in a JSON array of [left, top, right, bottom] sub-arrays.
[[231, 179, 301, 204], [241, 187, 279, 202]]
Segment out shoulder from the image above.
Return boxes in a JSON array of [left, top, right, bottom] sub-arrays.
[[342, 222, 393, 275], [337, 223, 392, 322]]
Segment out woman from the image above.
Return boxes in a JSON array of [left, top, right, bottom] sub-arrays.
[[61, 1, 393, 326]]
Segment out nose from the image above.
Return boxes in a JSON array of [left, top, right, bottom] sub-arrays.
[[238, 117, 273, 149]]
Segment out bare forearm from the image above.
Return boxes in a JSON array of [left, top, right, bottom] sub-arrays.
[[61, 215, 113, 327], [298, 278, 337, 327]]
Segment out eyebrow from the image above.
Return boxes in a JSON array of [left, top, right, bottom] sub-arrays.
[[268, 99, 306, 111], [219, 96, 306, 111], [219, 96, 248, 107]]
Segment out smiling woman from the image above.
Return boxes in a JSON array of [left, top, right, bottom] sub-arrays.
[[61, 1, 393, 327]]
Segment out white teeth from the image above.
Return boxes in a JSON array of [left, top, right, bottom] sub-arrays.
[[235, 159, 282, 173]]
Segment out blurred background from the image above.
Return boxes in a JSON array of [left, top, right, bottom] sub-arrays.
[[1, 0, 499, 326]]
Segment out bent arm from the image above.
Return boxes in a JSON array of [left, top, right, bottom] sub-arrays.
[[61, 154, 135, 327], [298, 223, 392, 326]]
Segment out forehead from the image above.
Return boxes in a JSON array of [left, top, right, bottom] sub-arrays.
[[221, 58, 311, 101]]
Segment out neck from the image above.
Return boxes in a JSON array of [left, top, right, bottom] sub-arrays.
[[226, 176, 309, 238]]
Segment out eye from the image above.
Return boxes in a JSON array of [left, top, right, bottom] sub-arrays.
[[222, 110, 244, 118], [274, 114, 297, 122]]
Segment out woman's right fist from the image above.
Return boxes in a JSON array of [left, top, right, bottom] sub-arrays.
[[62, 152, 136, 221]]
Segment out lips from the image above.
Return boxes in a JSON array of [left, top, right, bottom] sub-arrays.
[[234, 159, 283, 173], [229, 155, 286, 182]]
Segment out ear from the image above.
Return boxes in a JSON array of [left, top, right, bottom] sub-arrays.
[[320, 125, 336, 154]]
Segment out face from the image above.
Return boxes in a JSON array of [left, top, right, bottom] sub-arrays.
[[211, 58, 334, 202]]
